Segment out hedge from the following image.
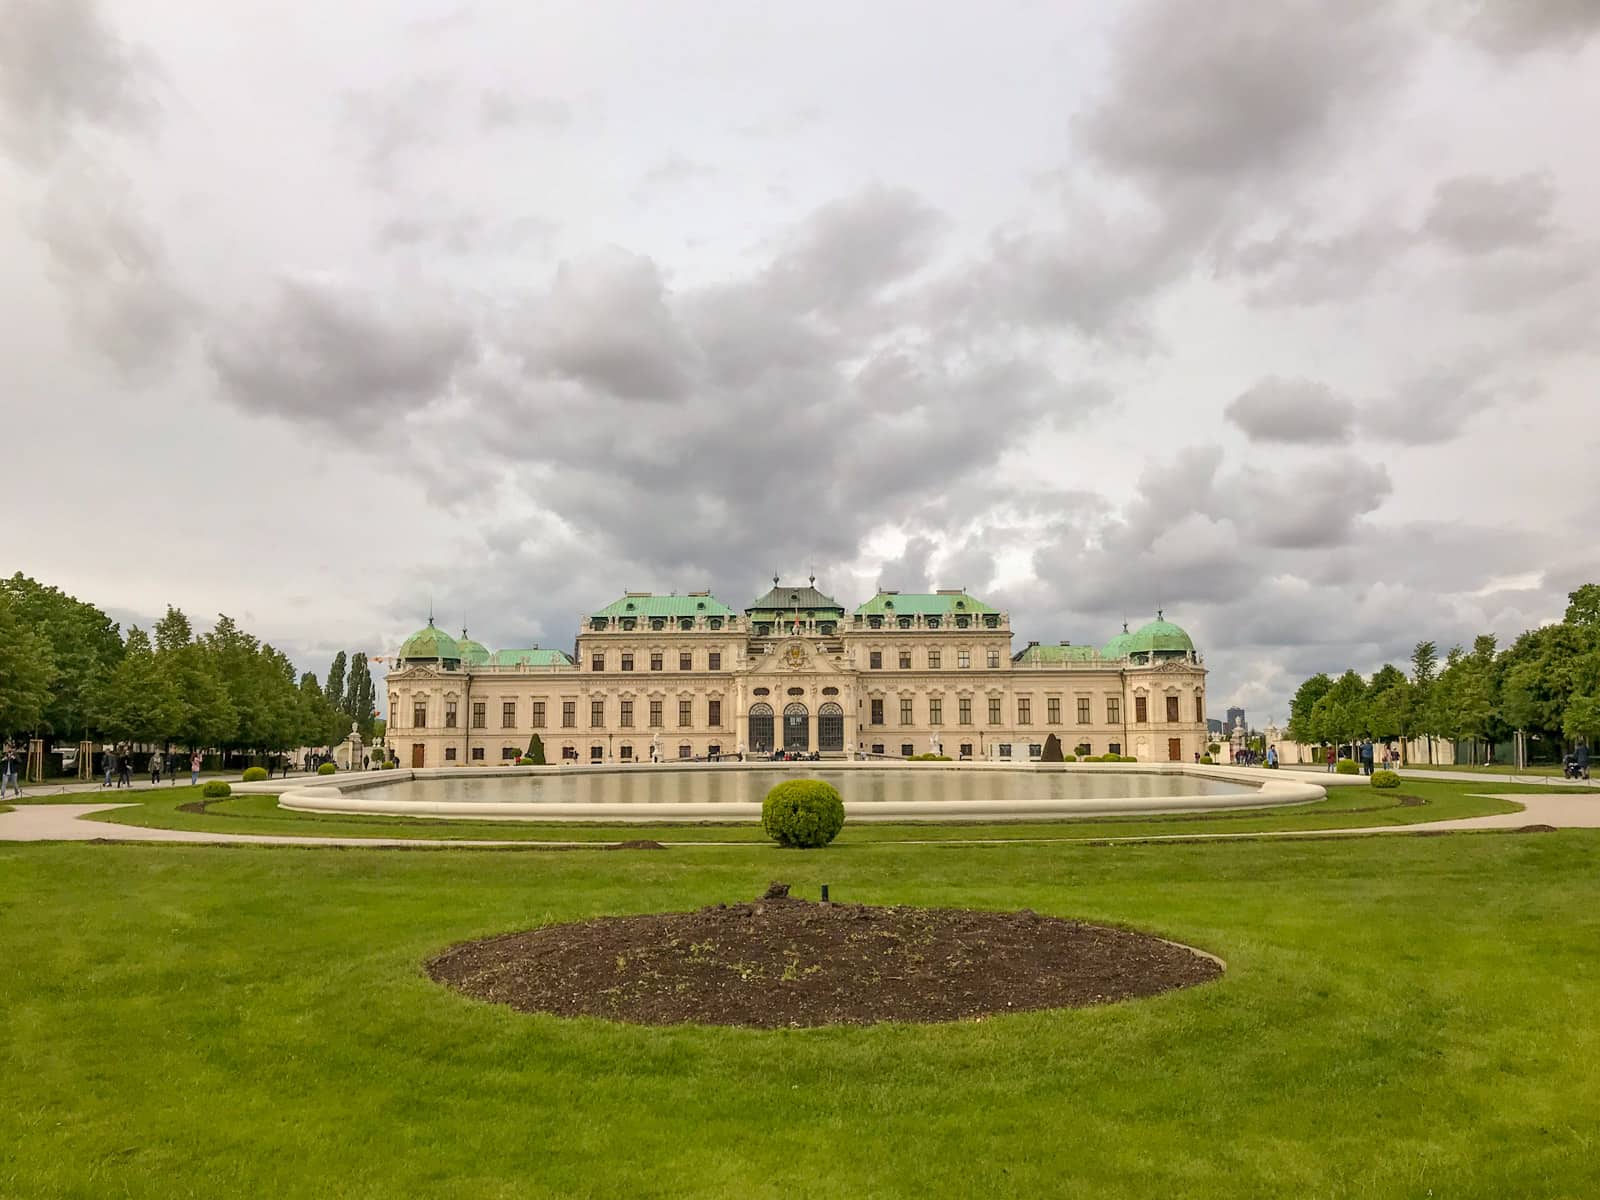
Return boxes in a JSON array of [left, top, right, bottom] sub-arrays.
[[201, 780, 231, 799], [241, 766, 269, 783], [317, 762, 337, 775], [1336, 759, 1360, 774], [1199, 754, 1213, 764], [1371, 769, 1401, 789], [761, 779, 845, 848]]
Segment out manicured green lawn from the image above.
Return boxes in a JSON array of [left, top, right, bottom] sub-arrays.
[[1402, 762, 1566, 777], [61, 778, 1544, 844], [3, 832, 1599, 1197]]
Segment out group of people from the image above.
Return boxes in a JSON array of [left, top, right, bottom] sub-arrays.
[[1231, 746, 1277, 768], [1322, 741, 1397, 775], [100, 745, 205, 788]]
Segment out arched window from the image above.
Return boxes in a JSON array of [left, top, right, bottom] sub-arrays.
[[748, 702, 775, 752], [818, 702, 844, 752], [783, 702, 809, 753]]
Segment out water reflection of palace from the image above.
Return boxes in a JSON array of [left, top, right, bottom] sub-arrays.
[[385, 579, 1209, 768]]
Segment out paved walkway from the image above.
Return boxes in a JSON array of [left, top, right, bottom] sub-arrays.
[[2, 791, 1597, 849]]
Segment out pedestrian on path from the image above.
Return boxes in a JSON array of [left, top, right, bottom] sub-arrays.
[[117, 747, 133, 788], [1325, 746, 1336, 773], [103, 746, 115, 789], [190, 751, 201, 786], [1, 741, 21, 798], [149, 751, 163, 785]]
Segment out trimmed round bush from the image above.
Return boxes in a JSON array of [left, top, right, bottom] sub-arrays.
[[201, 780, 231, 799], [241, 766, 268, 782], [1199, 754, 1214, 764], [380, 760, 396, 770], [317, 762, 337, 775], [761, 779, 845, 848], [1062, 754, 1077, 762], [1371, 769, 1401, 789], [1335, 759, 1360, 775]]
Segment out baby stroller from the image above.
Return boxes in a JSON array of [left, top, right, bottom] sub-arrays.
[[1563, 752, 1590, 780]]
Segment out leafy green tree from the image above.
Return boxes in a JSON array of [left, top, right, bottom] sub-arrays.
[[344, 652, 376, 737], [1565, 584, 1600, 629], [1363, 665, 1410, 745], [91, 628, 179, 745], [1, 573, 121, 738], [325, 651, 347, 717], [1309, 670, 1367, 748], [155, 609, 236, 752], [526, 732, 546, 765], [1286, 673, 1333, 745], [1409, 641, 1439, 763], [1563, 694, 1600, 746], [0, 588, 57, 736]]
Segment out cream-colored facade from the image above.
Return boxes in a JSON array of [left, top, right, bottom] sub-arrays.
[[384, 583, 1209, 768]]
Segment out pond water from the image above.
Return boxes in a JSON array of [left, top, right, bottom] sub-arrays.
[[366, 768, 1257, 808]]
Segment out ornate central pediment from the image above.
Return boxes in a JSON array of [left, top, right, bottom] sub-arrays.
[[747, 637, 850, 678]]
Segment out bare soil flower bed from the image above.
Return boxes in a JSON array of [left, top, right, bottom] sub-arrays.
[[427, 886, 1222, 1027]]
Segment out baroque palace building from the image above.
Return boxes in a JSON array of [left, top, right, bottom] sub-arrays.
[[385, 579, 1208, 768]]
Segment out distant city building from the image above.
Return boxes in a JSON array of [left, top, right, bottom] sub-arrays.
[[384, 581, 1211, 766], [1207, 718, 1226, 737], [1226, 706, 1246, 730]]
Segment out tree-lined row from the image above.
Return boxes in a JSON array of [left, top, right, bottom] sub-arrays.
[[1286, 585, 1600, 760], [0, 573, 378, 755]]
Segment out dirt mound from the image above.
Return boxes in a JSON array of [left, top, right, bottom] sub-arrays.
[[427, 892, 1221, 1027]]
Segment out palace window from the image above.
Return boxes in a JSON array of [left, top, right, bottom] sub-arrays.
[[471, 746, 484, 761], [1196, 696, 1205, 723], [649, 700, 663, 727], [562, 701, 576, 728], [708, 699, 721, 726], [501, 746, 518, 761], [1109, 742, 1122, 756], [651, 618, 664, 631], [493, 701, 510, 728], [680, 651, 693, 671], [591, 745, 603, 761], [679, 699, 692, 727], [987, 649, 1000, 669], [959, 698, 973, 725], [1018, 698, 1031, 725], [899, 650, 912, 669], [901, 744, 914, 757], [620, 745, 633, 761], [900, 697, 913, 725], [678, 744, 691, 760], [651, 652, 663, 671], [1166, 695, 1180, 723], [870, 699, 884, 725], [928, 650, 941, 669], [591, 653, 604, 672], [958, 650, 971, 669], [871, 743, 885, 755], [709, 651, 721, 671], [1107, 697, 1121, 724], [988, 697, 1001, 724], [1077, 698, 1091, 724], [1047, 698, 1061, 724], [472, 700, 486, 729], [621, 653, 634, 671], [1075, 743, 1091, 757], [444, 747, 456, 762], [591, 699, 604, 727], [532, 701, 546, 728], [444, 700, 457, 729], [929, 698, 942, 724], [412, 700, 427, 728], [620, 700, 633, 727], [870, 651, 883, 670], [1135, 696, 1148, 723]]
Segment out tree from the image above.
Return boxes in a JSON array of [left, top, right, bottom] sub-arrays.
[[1, 573, 121, 738], [1287, 673, 1333, 745], [1409, 641, 1439, 763], [155, 609, 236, 752], [526, 732, 546, 765], [91, 628, 178, 745], [1364, 665, 1410, 743], [1040, 732, 1063, 762], [0, 588, 56, 737], [1565, 584, 1600, 630], [325, 652, 347, 717], [1309, 670, 1368, 749], [344, 652, 376, 737], [1564, 694, 1600, 746]]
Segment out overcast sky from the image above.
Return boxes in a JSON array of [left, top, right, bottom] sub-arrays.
[[3, 0, 1598, 721]]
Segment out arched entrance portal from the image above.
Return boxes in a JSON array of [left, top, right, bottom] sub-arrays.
[[783, 702, 809, 753], [748, 703, 774, 753], [818, 702, 844, 752]]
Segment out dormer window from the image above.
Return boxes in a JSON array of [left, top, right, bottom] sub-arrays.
[[927, 616, 941, 629], [651, 618, 665, 631], [591, 617, 608, 630], [679, 616, 693, 630], [709, 617, 723, 630], [956, 615, 970, 628]]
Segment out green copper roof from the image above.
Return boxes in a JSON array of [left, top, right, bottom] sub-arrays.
[[747, 580, 843, 615], [1126, 614, 1195, 655], [854, 590, 996, 617], [1013, 642, 1101, 665], [489, 647, 573, 667], [1101, 622, 1134, 659], [398, 620, 461, 662], [592, 593, 734, 619], [455, 629, 491, 666]]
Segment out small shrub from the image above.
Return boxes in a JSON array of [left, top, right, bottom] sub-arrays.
[[909, 753, 952, 761], [1040, 733, 1063, 763], [761, 779, 845, 849], [380, 760, 396, 770], [1062, 754, 1077, 762], [201, 780, 231, 799], [1371, 769, 1401, 789], [317, 762, 337, 775], [1098, 753, 1121, 762], [1199, 754, 1214, 764], [1207, 743, 1221, 755], [241, 766, 268, 782], [1336, 759, 1360, 774]]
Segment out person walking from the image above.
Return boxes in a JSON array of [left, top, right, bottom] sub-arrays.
[[1360, 739, 1374, 776], [149, 750, 163, 785], [1575, 740, 1590, 781], [117, 746, 133, 788], [1325, 745, 1336, 773], [2, 740, 21, 799], [103, 745, 115, 789], [189, 750, 202, 786]]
